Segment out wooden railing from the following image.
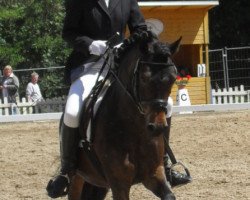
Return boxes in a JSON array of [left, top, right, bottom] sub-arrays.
[[1, 85, 250, 116], [0, 97, 66, 116], [212, 85, 250, 104]]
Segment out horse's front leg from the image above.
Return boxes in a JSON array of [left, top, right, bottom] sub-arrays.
[[106, 169, 132, 200], [142, 165, 175, 200], [109, 182, 131, 200], [103, 154, 134, 200], [80, 182, 108, 200], [68, 174, 84, 200]]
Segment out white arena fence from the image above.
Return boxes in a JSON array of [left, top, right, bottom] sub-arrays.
[[212, 85, 250, 104], [0, 96, 66, 116], [0, 86, 250, 122]]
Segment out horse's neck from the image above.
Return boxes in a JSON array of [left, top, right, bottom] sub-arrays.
[[110, 48, 143, 117], [118, 47, 141, 87]]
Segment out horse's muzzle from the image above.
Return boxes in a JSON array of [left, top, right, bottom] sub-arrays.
[[147, 111, 168, 134]]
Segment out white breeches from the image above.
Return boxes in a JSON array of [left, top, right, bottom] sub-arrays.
[[63, 60, 107, 128]]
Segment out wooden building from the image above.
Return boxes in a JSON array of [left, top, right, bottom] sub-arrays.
[[138, 0, 219, 104]]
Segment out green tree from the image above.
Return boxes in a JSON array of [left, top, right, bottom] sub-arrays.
[[0, 0, 70, 98]]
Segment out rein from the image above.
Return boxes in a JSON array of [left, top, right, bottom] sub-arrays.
[[109, 67, 145, 114]]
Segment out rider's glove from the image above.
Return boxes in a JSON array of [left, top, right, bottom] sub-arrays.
[[89, 40, 107, 56]]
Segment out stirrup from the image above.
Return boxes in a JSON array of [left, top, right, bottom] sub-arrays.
[[46, 174, 70, 198], [167, 161, 192, 187]]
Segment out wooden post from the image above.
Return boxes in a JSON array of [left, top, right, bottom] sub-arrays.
[[228, 87, 233, 103], [0, 98, 2, 115], [240, 85, 245, 103], [3, 97, 9, 115]]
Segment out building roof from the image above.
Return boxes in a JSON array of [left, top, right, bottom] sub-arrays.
[[138, 1, 219, 7]]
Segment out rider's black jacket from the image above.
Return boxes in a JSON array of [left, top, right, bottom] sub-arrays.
[[62, 0, 147, 83]]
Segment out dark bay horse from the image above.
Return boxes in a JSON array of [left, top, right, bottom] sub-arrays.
[[69, 31, 181, 200]]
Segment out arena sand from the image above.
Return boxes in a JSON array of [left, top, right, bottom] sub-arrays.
[[0, 110, 249, 200]]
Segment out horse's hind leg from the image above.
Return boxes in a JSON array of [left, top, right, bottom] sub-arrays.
[[143, 166, 175, 200], [81, 182, 108, 200]]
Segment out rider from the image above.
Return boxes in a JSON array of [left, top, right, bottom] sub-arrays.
[[47, 0, 191, 198]]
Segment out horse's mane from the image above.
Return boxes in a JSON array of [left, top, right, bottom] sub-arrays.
[[114, 30, 154, 61], [115, 30, 170, 63]]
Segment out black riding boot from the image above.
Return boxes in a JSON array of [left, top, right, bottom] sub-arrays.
[[46, 123, 79, 198], [164, 117, 192, 187]]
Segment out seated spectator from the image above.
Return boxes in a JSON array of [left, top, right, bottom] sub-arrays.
[[26, 72, 44, 102], [0, 65, 20, 114]]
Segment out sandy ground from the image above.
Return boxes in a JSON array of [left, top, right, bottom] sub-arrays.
[[0, 110, 249, 200]]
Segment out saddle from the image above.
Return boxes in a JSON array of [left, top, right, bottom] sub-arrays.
[[76, 69, 114, 179], [79, 77, 112, 144]]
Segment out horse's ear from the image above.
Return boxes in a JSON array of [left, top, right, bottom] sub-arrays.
[[170, 36, 182, 55]]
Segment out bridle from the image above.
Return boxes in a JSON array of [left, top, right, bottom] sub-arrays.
[[131, 59, 176, 114], [99, 33, 177, 115], [109, 57, 176, 115]]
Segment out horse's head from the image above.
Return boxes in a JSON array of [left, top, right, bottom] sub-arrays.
[[115, 31, 181, 134], [138, 35, 181, 133]]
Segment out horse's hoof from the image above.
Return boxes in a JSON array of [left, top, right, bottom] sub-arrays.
[[46, 175, 69, 198], [164, 193, 176, 200]]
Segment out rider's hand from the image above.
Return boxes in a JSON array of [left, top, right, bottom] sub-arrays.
[[89, 40, 107, 56]]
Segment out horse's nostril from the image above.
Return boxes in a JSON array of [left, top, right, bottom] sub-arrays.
[[147, 123, 156, 131]]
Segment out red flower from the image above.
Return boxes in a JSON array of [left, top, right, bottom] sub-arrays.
[[176, 75, 182, 80], [186, 75, 192, 80]]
